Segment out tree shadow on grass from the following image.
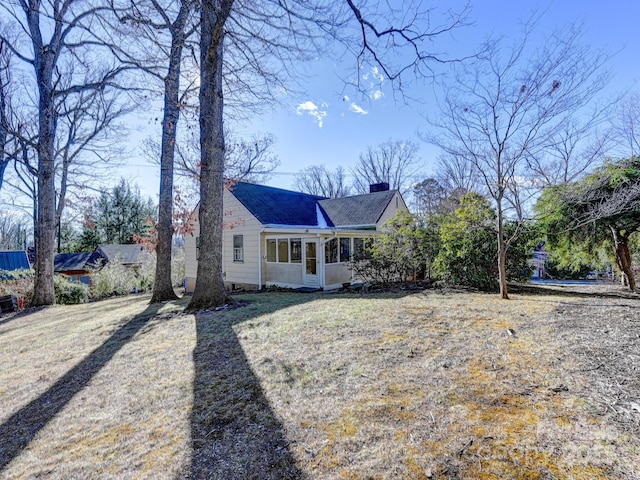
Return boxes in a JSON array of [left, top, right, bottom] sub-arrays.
[[0, 301, 170, 471], [189, 293, 321, 480], [510, 283, 640, 307]]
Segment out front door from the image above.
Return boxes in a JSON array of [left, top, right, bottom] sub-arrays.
[[303, 239, 319, 286]]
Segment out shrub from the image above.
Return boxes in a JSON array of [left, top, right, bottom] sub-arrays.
[[434, 193, 537, 291], [350, 211, 438, 286], [435, 193, 498, 290], [134, 257, 156, 293], [172, 248, 185, 287], [90, 260, 135, 299], [90, 256, 156, 299], [54, 275, 89, 305], [0, 269, 34, 307]]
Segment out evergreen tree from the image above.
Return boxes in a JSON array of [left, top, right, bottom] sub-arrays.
[[94, 178, 156, 245]]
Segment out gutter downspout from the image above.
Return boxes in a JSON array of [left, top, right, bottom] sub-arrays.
[[319, 230, 337, 245]]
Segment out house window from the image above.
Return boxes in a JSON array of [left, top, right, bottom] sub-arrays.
[[233, 235, 244, 262], [325, 238, 338, 264], [196, 236, 200, 260], [266, 239, 277, 262], [290, 238, 302, 263], [339, 238, 350, 262], [278, 239, 289, 263]]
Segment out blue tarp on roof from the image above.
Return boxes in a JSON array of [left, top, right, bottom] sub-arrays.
[[0, 251, 31, 272]]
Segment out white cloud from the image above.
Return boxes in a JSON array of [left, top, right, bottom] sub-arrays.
[[372, 90, 384, 100], [296, 100, 328, 127], [371, 66, 385, 83], [349, 103, 368, 115], [296, 100, 317, 113]]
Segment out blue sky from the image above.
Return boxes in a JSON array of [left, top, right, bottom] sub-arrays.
[[128, 1, 640, 199]]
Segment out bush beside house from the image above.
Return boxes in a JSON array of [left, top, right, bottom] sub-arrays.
[[354, 194, 537, 292]]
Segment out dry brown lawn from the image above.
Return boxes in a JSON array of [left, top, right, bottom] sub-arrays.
[[1, 284, 639, 479]]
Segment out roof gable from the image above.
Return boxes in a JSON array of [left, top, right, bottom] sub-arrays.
[[0, 251, 30, 271], [228, 182, 333, 227], [319, 190, 398, 227]]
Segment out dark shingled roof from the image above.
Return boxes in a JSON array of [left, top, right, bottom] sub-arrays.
[[228, 182, 399, 228], [0, 251, 30, 271], [319, 190, 397, 227], [228, 182, 333, 227], [54, 252, 101, 272], [98, 244, 153, 265]]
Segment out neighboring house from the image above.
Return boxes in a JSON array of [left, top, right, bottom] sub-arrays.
[[0, 250, 31, 276], [184, 181, 408, 292], [529, 243, 548, 279], [53, 244, 154, 284], [95, 244, 154, 268], [54, 252, 102, 285]]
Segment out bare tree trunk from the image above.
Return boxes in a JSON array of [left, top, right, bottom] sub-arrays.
[[151, 2, 192, 303], [611, 227, 636, 292], [186, 0, 234, 311], [151, 86, 179, 302], [496, 203, 509, 299], [0, 54, 8, 191], [31, 35, 57, 306]]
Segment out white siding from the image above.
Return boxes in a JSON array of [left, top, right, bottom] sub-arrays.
[[376, 191, 409, 229], [184, 214, 199, 279], [325, 263, 352, 287], [183, 189, 263, 291], [221, 189, 263, 287], [264, 263, 304, 286]]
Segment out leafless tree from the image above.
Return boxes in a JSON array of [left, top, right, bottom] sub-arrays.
[[435, 153, 483, 196], [425, 16, 610, 299], [224, 134, 281, 183], [525, 112, 612, 187], [351, 139, 421, 195], [295, 165, 350, 198], [108, 0, 199, 303], [143, 130, 280, 189], [189, 0, 472, 311], [0, 37, 10, 191], [0, 0, 132, 305], [411, 177, 447, 216], [0, 209, 30, 250], [52, 87, 132, 251], [609, 92, 640, 158], [6, 139, 38, 238]]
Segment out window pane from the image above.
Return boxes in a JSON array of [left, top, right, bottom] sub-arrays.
[[306, 241, 316, 274], [266, 239, 276, 262], [339, 238, 350, 262], [325, 238, 338, 264], [233, 235, 243, 262], [290, 238, 302, 263], [278, 239, 289, 263]]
